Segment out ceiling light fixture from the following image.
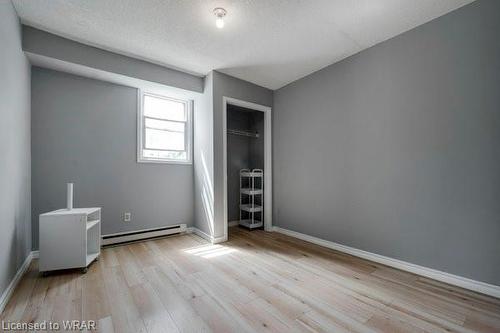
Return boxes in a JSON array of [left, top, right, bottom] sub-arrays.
[[213, 7, 227, 29]]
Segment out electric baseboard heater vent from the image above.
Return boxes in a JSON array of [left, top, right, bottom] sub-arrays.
[[101, 224, 187, 246]]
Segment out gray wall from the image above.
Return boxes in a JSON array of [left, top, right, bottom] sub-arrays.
[[227, 106, 264, 222], [193, 73, 214, 236], [23, 26, 204, 93], [31, 68, 194, 249], [0, 1, 32, 299], [212, 71, 273, 239], [274, 0, 500, 285]]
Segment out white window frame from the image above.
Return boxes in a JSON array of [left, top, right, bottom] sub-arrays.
[[137, 90, 193, 165]]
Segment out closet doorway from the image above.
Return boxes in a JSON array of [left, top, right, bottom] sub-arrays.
[[223, 97, 272, 240]]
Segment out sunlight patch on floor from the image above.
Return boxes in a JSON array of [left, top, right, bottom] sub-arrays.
[[183, 244, 237, 258]]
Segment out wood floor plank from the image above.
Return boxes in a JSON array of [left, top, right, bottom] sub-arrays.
[[51, 272, 83, 330], [98, 316, 115, 333], [233, 298, 295, 333], [100, 246, 119, 268], [144, 265, 212, 333], [18, 270, 52, 324], [1, 227, 499, 333], [82, 265, 111, 323], [209, 256, 311, 320], [101, 265, 148, 333], [297, 310, 353, 333], [190, 294, 254, 333], [129, 282, 180, 333], [114, 245, 146, 288]]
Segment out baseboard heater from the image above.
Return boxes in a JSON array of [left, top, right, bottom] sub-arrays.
[[101, 224, 187, 246]]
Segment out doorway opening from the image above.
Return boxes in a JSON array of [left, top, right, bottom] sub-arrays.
[[222, 97, 272, 240]]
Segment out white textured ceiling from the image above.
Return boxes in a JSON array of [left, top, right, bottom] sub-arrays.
[[13, 0, 474, 90]]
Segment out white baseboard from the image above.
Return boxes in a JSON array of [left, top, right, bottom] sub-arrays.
[[0, 251, 37, 314], [187, 227, 227, 244], [273, 226, 500, 299], [213, 235, 228, 244], [187, 226, 208, 240], [228, 220, 239, 227]]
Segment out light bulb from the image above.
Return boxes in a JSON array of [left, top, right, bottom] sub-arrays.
[[213, 8, 227, 29], [216, 17, 225, 29]]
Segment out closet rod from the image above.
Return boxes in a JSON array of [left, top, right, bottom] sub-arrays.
[[227, 129, 259, 138]]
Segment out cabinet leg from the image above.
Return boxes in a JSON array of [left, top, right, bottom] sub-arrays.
[[41, 271, 49, 277], [81, 267, 88, 274]]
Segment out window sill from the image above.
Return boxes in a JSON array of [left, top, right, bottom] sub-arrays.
[[137, 158, 193, 165]]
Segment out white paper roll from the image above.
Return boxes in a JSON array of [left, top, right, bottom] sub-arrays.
[[67, 183, 74, 210]]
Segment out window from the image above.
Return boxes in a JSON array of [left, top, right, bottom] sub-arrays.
[[138, 91, 192, 164]]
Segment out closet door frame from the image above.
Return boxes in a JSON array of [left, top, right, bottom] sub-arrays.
[[222, 96, 273, 239]]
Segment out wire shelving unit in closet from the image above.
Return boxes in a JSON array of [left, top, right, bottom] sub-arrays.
[[239, 169, 263, 229]]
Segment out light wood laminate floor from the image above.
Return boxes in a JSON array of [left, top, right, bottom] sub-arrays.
[[2, 227, 500, 332]]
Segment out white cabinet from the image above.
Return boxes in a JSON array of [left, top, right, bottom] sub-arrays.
[[39, 207, 101, 274]]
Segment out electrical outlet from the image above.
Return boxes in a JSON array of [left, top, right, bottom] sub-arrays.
[[124, 212, 131, 222]]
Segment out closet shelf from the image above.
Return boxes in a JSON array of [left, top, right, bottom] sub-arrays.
[[241, 188, 263, 195], [227, 129, 259, 138], [240, 171, 263, 177], [86, 219, 100, 230], [240, 204, 263, 213], [239, 219, 263, 228]]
